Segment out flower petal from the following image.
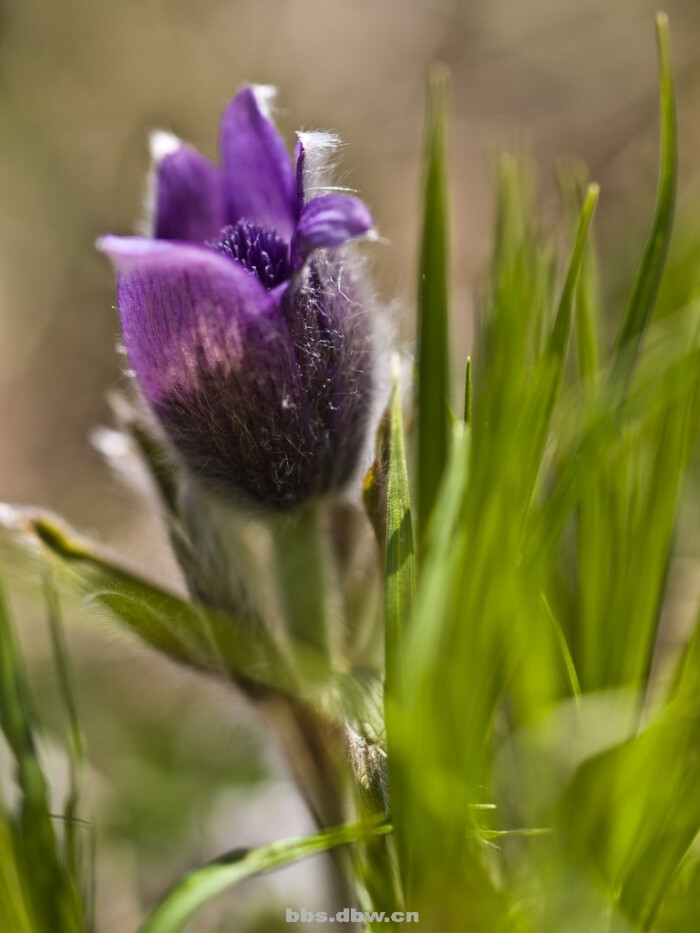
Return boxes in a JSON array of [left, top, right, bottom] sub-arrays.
[[98, 235, 321, 507], [98, 235, 279, 404], [220, 86, 297, 241], [149, 133, 225, 243], [281, 259, 375, 490], [293, 194, 374, 263]]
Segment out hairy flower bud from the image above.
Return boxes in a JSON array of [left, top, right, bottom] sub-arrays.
[[100, 86, 376, 510]]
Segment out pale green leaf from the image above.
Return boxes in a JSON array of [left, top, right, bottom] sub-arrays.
[[139, 816, 390, 933]]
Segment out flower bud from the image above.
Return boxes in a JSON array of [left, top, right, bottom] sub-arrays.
[[100, 86, 376, 509]]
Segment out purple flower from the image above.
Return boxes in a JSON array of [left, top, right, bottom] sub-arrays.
[[100, 86, 376, 510]]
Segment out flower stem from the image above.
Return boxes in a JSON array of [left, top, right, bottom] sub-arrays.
[[273, 502, 331, 669]]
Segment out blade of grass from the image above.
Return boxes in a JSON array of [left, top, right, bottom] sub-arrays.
[[557, 703, 700, 929], [541, 594, 582, 703], [548, 185, 600, 361], [0, 567, 83, 933], [617, 392, 699, 688], [42, 575, 91, 923], [406, 420, 470, 681], [385, 362, 416, 703], [464, 356, 473, 425], [516, 183, 599, 511], [609, 13, 677, 396], [557, 159, 601, 391], [416, 64, 451, 539], [529, 18, 679, 584], [384, 361, 416, 894], [138, 816, 391, 933], [0, 810, 34, 933]]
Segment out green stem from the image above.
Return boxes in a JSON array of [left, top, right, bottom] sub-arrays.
[[273, 503, 331, 666]]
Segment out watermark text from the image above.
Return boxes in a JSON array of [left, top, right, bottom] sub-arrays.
[[286, 907, 419, 923]]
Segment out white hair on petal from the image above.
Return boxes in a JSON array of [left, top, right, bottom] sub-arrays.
[[297, 130, 344, 202], [250, 84, 278, 120], [138, 130, 184, 237], [90, 426, 157, 498], [149, 130, 183, 164]]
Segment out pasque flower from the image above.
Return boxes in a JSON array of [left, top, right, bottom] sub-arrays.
[[100, 86, 376, 509]]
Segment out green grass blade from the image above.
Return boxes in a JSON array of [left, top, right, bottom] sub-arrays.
[[0, 567, 83, 933], [541, 595, 581, 702], [391, 421, 500, 921], [548, 184, 600, 361], [44, 580, 85, 784], [516, 183, 599, 510], [42, 576, 90, 921], [524, 292, 700, 580], [463, 356, 472, 425], [558, 160, 601, 389], [610, 13, 677, 393], [0, 810, 34, 933], [384, 364, 416, 893], [138, 816, 391, 933], [654, 856, 700, 931], [557, 704, 700, 929], [618, 399, 699, 688], [574, 222, 600, 392], [385, 364, 416, 704], [416, 64, 451, 538], [406, 420, 470, 681]]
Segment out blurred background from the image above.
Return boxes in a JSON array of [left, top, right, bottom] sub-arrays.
[[1, 1, 700, 929]]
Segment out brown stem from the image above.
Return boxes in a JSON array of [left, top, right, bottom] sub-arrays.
[[258, 692, 360, 919]]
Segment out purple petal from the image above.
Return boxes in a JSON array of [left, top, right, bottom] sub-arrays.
[[294, 137, 305, 209], [98, 235, 279, 404], [150, 133, 225, 243], [220, 86, 297, 241], [281, 260, 375, 490], [98, 235, 321, 507], [293, 194, 374, 263]]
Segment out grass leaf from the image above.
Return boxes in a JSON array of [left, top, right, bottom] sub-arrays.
[[138, 816, 390, 933], [384, 364, 416, 703], [416, 64, 451, 539], [0, 567, 83, 933], [610, 13, 677, 395], [383, 363, 416, 892]]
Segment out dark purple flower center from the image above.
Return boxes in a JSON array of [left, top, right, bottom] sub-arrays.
[[210, 221, 291, 289]]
